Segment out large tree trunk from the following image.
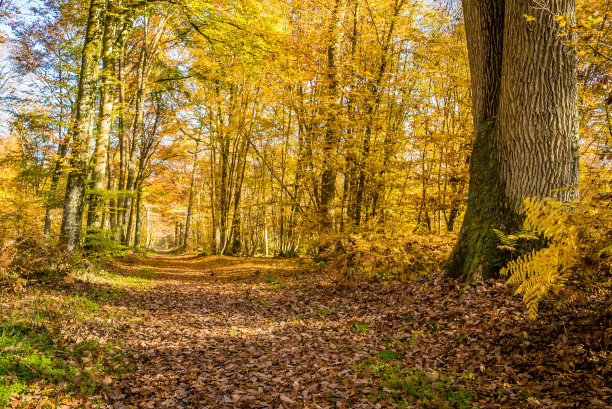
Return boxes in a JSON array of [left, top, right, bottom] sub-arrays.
[[445, 0, 578, 281], [86, 6, 118, 233], [60, 0, 106, 252], [498, 1, 579, 210]]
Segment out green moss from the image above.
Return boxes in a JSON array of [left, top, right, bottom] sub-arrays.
[[358, 356, 475, 408], [0, 300, 131, 405], [444, 121, 521, 282], [138, 267, 155, 277]]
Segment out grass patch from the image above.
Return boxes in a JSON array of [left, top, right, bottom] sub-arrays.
[[105, 272, 150, 287], [0, 320, 126, 405], [402, 312, 414, 322], [316, 307, 332, 317], [263, 274, 280, 284], [69, 264, 152, 290], [358, 355, 474, 409], [347, 319, 370, 334], [0, 289, 132, 406], [288, 313, 305, 323], [138, 267, 155, 277]]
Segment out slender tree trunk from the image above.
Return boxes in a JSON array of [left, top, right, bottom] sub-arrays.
[[44, 132, 69, 239], [319, 0, 341, 232], [210, 142, 218, 254], [44, 49, 68, 239], [351, 0, 404, 227], [107, 149, 117, 231], [114, 15, 132, 241], [184, 148, 198, 247], [60, 0, 106, 252], [121, 15, 167, 244], [123, 46, 146, 245], [230, 145, 248, 255], [445, 0, 578, 281], [133, 186, 142, 247]]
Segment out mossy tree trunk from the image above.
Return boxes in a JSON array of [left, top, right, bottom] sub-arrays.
[[446, 0, 578, 281], [60, 0, 107, 252], [86, 2, 119, 233]]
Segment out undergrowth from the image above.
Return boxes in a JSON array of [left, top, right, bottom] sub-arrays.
[[0, 249, 142, 406], [317, 232, 453, 285], [0, 293, 131, 406], [357, 354, 474, 408], [495, 195, 612, 318]]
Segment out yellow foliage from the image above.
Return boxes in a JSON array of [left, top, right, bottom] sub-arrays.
[[497, 196, 612, 319]]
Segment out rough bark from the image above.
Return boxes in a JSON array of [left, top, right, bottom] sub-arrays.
[[445, 0, 578, 281], [498, 0, 579, 210]]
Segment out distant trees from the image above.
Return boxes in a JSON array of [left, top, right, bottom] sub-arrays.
[[5, 0, 472, 254], [445, 0, 579, 281]]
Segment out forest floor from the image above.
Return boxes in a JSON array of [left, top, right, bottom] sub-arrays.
[[1, 252, 610, 408]]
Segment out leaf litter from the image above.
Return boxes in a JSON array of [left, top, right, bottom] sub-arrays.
[[17, 253, 609, 408]]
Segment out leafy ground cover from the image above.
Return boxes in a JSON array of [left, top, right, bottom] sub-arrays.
[[0, 267, 145, 408], [1, 253, 610, 408]]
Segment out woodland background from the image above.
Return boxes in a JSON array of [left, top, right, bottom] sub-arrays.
[[0, 0, 608, 260]]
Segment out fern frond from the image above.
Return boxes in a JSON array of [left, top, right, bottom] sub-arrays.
[[493, 228, 517, 250], [500, 197, 580, 319]]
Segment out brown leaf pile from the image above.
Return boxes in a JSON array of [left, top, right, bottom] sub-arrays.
[[70, 253, 610, 409]]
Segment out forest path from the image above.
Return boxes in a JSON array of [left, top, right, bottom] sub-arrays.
[[104, 253, 385, 408], [98, 253, 609, 409]]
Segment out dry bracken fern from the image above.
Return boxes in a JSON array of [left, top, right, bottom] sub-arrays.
[[496, 197, 578, 319]]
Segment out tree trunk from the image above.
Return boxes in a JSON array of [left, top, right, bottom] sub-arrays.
[[86, 6, 118, 232], [60, 0, 106, 252], [44, 131, 69, 239], [107, 149, 117, 231], [318, 0, 341, 232], [184, 148, 197, 248], [122, 45, 146, 245], [44, 48, 69, 240], [133, 187, 142, 247], [445, 0, 578, 281], [115, 40, 128, 243]]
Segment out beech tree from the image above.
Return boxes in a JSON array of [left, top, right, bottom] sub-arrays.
[[445, 0, 580, 281], [59, 0, 106, 251]]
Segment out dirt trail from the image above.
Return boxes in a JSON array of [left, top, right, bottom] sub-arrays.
[[100, 253, 610, 409]]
